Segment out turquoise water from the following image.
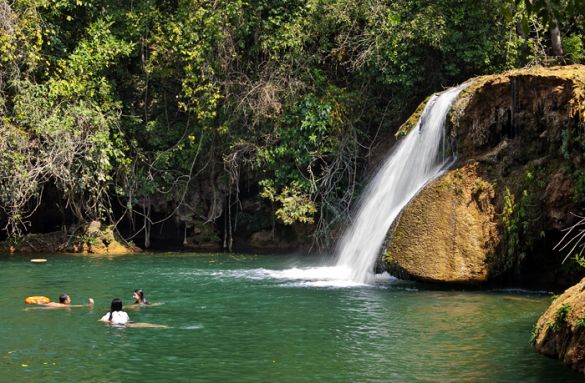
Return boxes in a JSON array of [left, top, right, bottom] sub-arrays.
[[0, 253, 581, 382]]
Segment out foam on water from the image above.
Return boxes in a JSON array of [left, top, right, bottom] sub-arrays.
[[205, 266, 365, 287], [199, 266, 400, 288], [263, 266, 365, 288], [280, 280, 364, 288], [169, 266, 392, 288]]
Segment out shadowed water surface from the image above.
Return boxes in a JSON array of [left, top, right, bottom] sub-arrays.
[[0, 253, 581, 382]]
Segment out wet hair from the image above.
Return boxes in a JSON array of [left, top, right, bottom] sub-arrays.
[[59, 294, 70, 304], [109, 298, 123, 321], [134, 289, 149, 305]]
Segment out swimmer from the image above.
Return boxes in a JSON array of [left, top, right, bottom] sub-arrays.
[[99, 298, 167, 328], [99, 298, 129, 325], [127, 289, 162, 309], [132, 289, 149, 305], [38, 294, 94, 308]]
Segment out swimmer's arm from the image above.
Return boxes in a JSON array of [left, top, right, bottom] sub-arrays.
[[125, 303, 148, 311], [41, 302, 68, 308], [69, 298, 95, 307]]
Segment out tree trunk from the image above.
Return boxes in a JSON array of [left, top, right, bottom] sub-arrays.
[[143, 201, 151, 249], [550, 23, 563, 57]]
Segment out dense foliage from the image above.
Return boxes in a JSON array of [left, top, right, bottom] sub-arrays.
[[0, 0, 583, 248]]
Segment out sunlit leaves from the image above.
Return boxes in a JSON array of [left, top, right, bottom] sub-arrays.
[[259, 180, 317, 225]]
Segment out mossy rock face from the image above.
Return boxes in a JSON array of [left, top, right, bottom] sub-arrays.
[[384, 162, 500, 283], [74, 222, 140, 255], [533, 277, 585, 374], [451, 66, 585, 150]]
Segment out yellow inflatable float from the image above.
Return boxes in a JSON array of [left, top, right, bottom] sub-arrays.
[[25, 296, 51, 305]]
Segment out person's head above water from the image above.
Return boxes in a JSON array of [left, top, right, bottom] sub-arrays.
[[59, 294, 71, 304], [133, 289, 149, 304], [110, 298, 123, 312]]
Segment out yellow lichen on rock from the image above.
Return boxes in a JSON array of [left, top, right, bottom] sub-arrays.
[[384, 162, 501, 283]]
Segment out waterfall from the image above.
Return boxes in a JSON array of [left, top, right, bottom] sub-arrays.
[[334, 83, 468, 284]]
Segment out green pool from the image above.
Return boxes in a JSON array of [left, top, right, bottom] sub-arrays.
[[0, 253, 580, 382]]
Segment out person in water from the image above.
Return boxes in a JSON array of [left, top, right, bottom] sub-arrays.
[[100, 298, 130, 325], [100, 297, 168, 328], [42, 294, 94, 308], [132, 289, 149, 305]]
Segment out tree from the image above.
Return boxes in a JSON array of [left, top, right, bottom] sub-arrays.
[[503, 0, 585, 58]]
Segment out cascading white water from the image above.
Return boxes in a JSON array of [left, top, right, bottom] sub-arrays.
[[334, 83, 469, 284]]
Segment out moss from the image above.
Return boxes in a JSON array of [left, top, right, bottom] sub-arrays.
[[534, 276, 585, 372], [530, 324, 541, 345], [556, 303, 572, 322], [548, 303, 572, 332], [383, 250, 393, 264], [395, 95, 431, 138], [575, 316, 585, 330]]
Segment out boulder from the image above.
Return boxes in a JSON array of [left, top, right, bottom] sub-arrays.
[[384, 162, 500, 283], [534, 277, 585, 374]]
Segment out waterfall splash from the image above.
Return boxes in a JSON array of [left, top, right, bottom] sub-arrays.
[[334, 83, 468, 283]]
